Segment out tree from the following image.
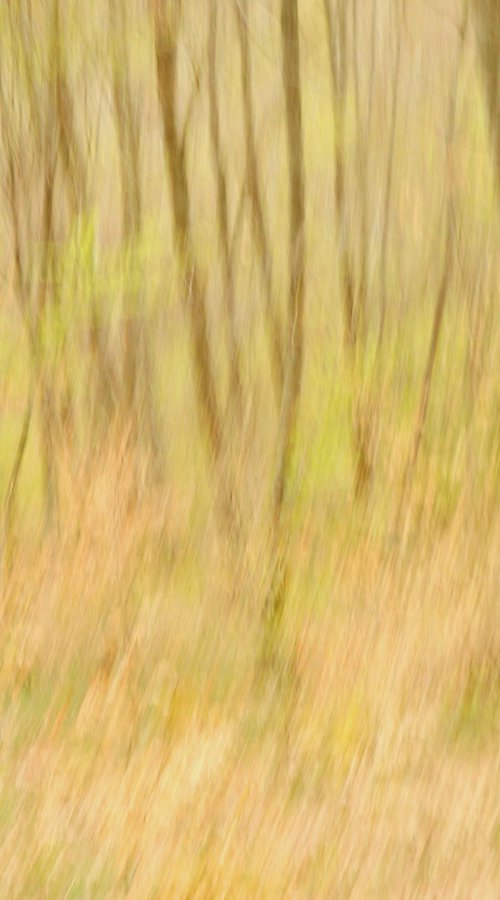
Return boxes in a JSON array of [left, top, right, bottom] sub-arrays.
[[473, 0, 500, 193], [153, 0, 240, 535], [264, 0, 306, 641], [109, 0, 162, 476], [235, 0, 285, 405], [323, 0, 376, 501]]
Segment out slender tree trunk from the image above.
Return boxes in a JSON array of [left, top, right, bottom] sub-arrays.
[[324, 0, 373, 501], [207, 0, 244, 420], [473, 0, 500, 192], [324, 0, 356, 352], [378, 1, 403, 352], [60, 106, 117, 427], [235, 0, 285, 404], [110, 0, 162, 475], [4, 3, 60, 527], [396, 7, 467, 533], [110, 7, 141, 418], [352, 0, 377, 350], [37, 134, 60, 527], [264, 0, 306, 632], [153, 2, 239, 534]]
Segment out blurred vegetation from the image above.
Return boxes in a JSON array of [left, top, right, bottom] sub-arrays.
[[0, 0, 498, 895]]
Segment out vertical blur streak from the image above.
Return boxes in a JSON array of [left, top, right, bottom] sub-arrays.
[[351, 0, 375, 347], [265, 0, 306, 632], [153, 1, 239, 535], [323, 0, 356, 353], [396, 3, 469, 534], [378, 0, 403, 353], [473, 0, 500, 197], [235, 0, 285, 406], [207, 0, 244, 421], [109, 0, 161, 475], [17, 3, 60, 526], [109, 0, 141, 427], [324, 0, 373, 501]]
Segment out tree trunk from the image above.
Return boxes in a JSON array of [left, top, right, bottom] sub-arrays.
[[207, 0, 244, 420], [473, 0, 500, 192], [153, 1, 240, 535], [235, 0, 285, 405], [264, 0, 306, 634]]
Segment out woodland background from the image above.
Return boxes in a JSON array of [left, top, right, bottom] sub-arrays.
[[0, 1, 498, 895]]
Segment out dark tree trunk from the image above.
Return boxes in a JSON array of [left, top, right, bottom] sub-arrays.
[[473, 0, 500, 192]]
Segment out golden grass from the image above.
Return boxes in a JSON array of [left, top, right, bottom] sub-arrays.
[[0, 445, 498, 898]]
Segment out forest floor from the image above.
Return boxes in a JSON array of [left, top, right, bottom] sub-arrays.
[[0, 447, 498, 898]]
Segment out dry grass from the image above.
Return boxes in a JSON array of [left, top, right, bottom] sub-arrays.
[[0, 447, 498, 898]]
